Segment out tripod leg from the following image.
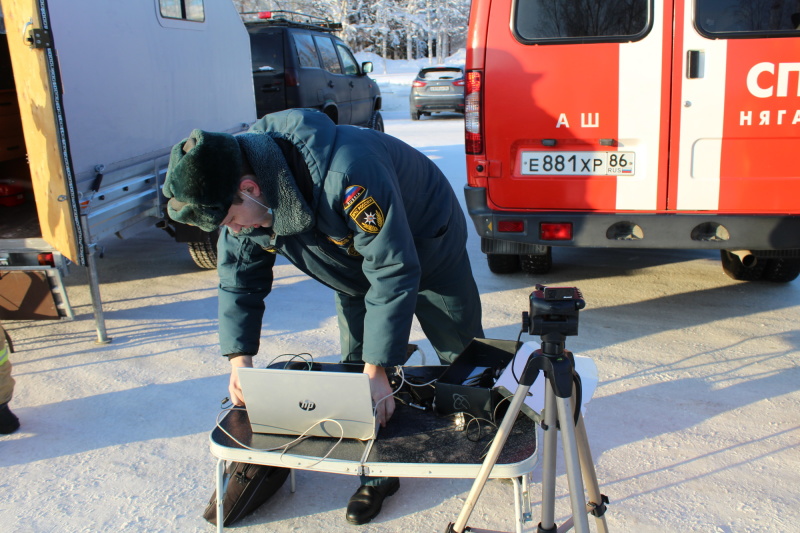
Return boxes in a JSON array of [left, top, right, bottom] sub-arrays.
[[450, 382, 533, 533], [538, 381, 558, 532], [576, 416, 609, 533], [555, 396, 591, 533]]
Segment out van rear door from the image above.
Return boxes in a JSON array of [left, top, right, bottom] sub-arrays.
[[481, 0, 663, 213], [670, 0, 800, 213]]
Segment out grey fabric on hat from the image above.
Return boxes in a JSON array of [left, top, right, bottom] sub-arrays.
[[236, 133, 314, 236], [162, 129, 243, 232]]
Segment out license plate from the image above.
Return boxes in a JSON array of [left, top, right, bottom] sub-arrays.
[[428, 86, 450, 92], [520, 151, 635, 176]]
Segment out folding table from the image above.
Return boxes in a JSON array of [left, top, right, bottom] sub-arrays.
[[208, 370, 540, 533]]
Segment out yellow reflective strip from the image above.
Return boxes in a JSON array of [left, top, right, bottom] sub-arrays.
[[0, 346, 7, 366]]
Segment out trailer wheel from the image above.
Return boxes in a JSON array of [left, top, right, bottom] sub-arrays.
[[520, 247, 553, 275], [720, 250, 765, 281], [487, 254, 520, 274], [761, 257, 800, 283], [369, 111, 384, 132]]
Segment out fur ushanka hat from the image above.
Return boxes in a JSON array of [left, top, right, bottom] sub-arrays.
[[162, 128, 314, 235], [162, 130, 242, 232]]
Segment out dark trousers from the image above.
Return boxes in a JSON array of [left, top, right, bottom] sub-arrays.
[[334, 257, 484, 487]]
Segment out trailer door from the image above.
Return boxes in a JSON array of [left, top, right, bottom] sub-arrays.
[[481, 0, 669, 212], [669, 0, 800, 213], [3, 0, 84, 265]]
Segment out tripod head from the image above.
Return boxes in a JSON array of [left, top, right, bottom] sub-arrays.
[[522, 284, 585, 343]]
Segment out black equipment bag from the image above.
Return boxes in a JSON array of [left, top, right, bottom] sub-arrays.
[[203, 461, 290, 526]]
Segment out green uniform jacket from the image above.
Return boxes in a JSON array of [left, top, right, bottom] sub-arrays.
[[217, 109, 470, 367]]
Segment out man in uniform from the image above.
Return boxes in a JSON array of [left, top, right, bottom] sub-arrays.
[[163, 109, 483, 525]]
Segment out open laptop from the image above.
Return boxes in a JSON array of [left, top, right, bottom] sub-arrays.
[[237, 367, 378, 441]]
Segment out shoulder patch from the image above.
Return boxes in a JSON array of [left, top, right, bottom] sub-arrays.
[[349, 196, 384, 234], [343, 185, 366, 211]]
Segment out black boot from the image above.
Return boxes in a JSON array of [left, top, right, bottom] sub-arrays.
[[0, 403, 20, 434], [345, 478, 400, 525]]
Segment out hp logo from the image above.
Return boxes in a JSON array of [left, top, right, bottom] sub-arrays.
[[299, 400, 316, 411]]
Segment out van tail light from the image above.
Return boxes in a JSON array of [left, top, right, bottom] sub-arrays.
[[540, 223, 573, 241], [465, 70, 483, 155], [412, 80, 426, 87], [284, 68, 299, 87]]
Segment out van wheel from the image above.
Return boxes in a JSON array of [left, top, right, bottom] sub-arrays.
[[410, 110, 421, 121], [720, 250, 765, 281], [369, 111, 384, 132], [520, 247, 552, 275], [761, 257, 800, 282], [486, 254, 520, 274]]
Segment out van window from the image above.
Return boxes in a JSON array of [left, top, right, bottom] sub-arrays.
[[337, 43, 359, 76], [293, 34, 321, 68], [696, 0, 800, 36], [159, 0, 204, 22], [513, 0, 649, 42], [315, 36, 342, 74]]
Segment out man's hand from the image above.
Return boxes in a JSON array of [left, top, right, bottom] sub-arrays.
[[229, 355, 254, 406], [363, 363, 395, 427]]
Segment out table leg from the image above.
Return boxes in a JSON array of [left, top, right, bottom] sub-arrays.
[[216, 458, 225, 533]]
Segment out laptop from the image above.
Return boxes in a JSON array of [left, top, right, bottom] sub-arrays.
[[237, 367, 378, 441]]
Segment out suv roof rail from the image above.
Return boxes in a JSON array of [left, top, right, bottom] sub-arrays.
[[240, 10, 343, 32]]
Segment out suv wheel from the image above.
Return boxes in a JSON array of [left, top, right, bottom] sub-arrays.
[[369, 111, 384, 132], [187, 230, 220, 269], [410, 109, 421, 121]]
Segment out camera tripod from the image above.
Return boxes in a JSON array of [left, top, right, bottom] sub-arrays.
[[446, 286, 609, 533]]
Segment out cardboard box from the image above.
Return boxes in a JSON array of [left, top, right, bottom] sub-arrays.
[[435, 338, 521, 421]]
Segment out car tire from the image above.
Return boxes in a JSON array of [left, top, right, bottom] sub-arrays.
[[410, 110, 421, 121], [369, 111, 384, 132], [520, 247, 553, 275], [486, 253, 521, 274]]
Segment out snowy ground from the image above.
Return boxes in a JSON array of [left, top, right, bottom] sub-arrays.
[[2, 58, 799, 533]]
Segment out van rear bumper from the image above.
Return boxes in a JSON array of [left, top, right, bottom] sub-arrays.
[[465, 185, 800, 251]]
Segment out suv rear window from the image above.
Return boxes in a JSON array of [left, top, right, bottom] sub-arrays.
[[250, 31, 284, 72], [420, 68, 463, 80], [513, 0, 650, 42]]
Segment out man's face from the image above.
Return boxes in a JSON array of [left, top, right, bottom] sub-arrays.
[[219, 178, 273, 234]]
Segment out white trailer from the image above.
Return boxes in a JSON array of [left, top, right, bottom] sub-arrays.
[[0, 0, 255, 341]]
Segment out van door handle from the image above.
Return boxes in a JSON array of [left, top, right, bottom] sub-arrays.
[[261, 86, 280, 93], [687, 50, 704, 79], [328, 81, 334, 88], [349, 81, 354, 88]]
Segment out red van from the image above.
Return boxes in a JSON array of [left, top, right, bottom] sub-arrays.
[[464, 0, 800, 281]]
